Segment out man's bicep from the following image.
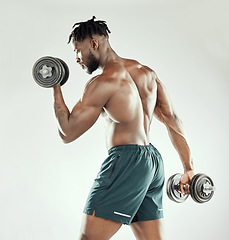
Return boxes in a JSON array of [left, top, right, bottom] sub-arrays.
[[65, 101, 102, 142], [70, 100, 102, 127]]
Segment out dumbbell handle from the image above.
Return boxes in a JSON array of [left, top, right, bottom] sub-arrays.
[[174, 184, 183, 192], [174, 181, 215, 195]]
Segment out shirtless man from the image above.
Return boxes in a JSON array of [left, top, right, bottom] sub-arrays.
[[53, 16, 195, 240]]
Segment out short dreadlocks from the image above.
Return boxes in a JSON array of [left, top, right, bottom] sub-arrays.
[[68, 16, 111, 43]]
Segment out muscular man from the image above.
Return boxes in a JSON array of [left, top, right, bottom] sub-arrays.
[[53, 16, 194, 240]]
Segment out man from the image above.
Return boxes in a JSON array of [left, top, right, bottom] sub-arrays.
[[53, 16, 194, 240]]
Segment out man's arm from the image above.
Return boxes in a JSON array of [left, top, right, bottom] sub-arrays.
[[154, 77, 194, 193], [53, 76, 112, 144]]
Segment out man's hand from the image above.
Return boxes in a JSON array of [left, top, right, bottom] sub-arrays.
[[180, 170, 195, 194]]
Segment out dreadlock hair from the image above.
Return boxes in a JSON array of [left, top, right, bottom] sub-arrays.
[[68, 16, 111, 43]]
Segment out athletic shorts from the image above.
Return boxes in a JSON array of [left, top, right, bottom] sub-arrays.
[[83, 144, 165, 225]]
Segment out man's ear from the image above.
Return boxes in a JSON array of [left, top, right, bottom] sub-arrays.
[[90, 39, 99, 50]]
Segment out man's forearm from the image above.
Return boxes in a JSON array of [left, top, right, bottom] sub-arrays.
[[167, 126, 194, 172], [164, 115, 194, 172], [53, 85, 70, 136]]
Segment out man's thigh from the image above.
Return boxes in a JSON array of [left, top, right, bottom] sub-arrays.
[[79, 212, 122, 240], [131, 219, 165, 240]]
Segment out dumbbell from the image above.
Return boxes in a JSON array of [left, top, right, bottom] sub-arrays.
[[166, 173, 215, 203], [32, 56, 69, 88]]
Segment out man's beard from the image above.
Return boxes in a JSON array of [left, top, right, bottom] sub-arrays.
[[86, 50, 99, 74]]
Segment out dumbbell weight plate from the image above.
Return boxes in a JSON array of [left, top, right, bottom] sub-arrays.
[[32, 56, 66, 88], [56, 58, 69, 86], [166, 174, 189, 203], [190, 174, 215, 203]]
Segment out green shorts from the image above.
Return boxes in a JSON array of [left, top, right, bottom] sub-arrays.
[[83, 144, 164, 225]]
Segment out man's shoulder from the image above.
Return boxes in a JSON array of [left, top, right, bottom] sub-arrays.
[[97, 63, 124, 82], [123, 58, 154, 73], [123, 58, 142, 68], [84, 73, 117, 94], [84, 74, 101, 90], [122, 58, 156, 81]]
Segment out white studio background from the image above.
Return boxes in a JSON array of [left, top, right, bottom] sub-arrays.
[[0, 0, 228, 239]]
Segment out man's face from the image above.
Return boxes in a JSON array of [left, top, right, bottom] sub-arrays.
[[73, 39, 100, 74]]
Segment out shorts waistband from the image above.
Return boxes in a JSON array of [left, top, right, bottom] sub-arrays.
[[108, 143, 155, 155]]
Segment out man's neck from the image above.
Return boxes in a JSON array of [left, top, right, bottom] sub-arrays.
[[99, 45, 120, 69]]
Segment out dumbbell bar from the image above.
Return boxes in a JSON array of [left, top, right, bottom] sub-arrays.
[[166, 173, 215, 203], [32, 56, 69, 88]]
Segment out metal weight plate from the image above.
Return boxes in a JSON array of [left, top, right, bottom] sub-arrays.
[[166, 175, 174, 201], [56, 58, 69, 86], [189, 174, 201, 203], [166, 174, 189, 203], [32, 56, 63, 88], [190, 174, 215, 203]]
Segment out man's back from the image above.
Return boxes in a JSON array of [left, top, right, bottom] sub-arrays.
[[101, 58, 158, 149]]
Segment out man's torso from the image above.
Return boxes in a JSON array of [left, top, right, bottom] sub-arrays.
[[98, 58, 158, 150]]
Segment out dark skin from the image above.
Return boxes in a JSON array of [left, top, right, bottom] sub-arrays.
[[53, 34, 194, 240]]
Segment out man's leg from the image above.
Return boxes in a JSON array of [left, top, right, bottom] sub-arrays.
[[130, 219, 165, 240], [79, 212, 122, 240]]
